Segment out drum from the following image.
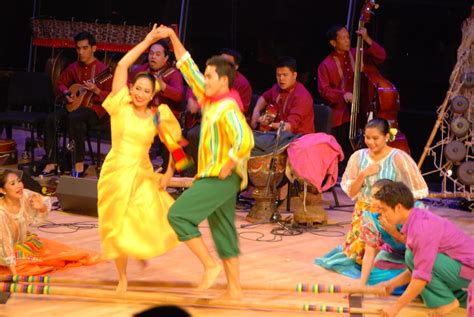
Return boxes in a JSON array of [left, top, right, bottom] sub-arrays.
[[287, 165, 327, 225], [246, 148, 287, 223], [0, 139, 17, 166], [245, 130, 297, 223]]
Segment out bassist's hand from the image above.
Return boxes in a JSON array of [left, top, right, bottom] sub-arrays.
[[356, 27, 373, 46]]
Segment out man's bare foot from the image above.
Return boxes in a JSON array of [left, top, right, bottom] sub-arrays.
[[197, 263, 222, 291], [428, 299, 460, 317], [116, 279, 128, 293]]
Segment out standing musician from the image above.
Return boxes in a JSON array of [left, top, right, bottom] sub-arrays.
[[317, 24, 386, 166], [128, 39, 185, 173], [42, 31, 112, 177]]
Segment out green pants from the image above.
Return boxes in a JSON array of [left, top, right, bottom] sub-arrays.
[[168, 173, 241, 259], [405, 249, 469, 308]]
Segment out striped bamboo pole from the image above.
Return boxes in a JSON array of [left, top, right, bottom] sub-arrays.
[[0, 275, 386, 296], [1, 282, 382, 315]]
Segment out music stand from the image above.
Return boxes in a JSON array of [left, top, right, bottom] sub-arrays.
[[241, 121, 302, 236]]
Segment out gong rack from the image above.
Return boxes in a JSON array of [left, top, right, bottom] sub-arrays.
[[418, 16, 474, 207]]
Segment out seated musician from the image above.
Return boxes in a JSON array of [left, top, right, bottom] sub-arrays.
[[42, 31, 112, 177], [128, 38, 184, 116], [128, 39, 185, 173], [250, 56, 314, 135], [220, 48, 253, 116], [182, 87, 200, 177], [317, 24, 386, 165], [250, 56, 313, 203]]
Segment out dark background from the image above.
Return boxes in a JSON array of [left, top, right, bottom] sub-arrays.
[[0, 0, 471, 182]]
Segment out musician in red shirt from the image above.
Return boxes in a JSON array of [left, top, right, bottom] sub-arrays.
[[42, 31, 112, 177], [128, 39, 185, 116], [220, 48, 253, 115], [251, 56, 314, 135], [317, 25, 386, 163]]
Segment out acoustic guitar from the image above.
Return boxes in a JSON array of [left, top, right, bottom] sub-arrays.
[[258, 103, 278, 132], [66, 67, 112, 112]]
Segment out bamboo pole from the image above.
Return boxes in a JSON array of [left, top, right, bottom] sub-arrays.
[[428, 192, 474, 199], [0, 275, 387, 296], [0, 282, 382, 315], [169, 176, 194, 188]]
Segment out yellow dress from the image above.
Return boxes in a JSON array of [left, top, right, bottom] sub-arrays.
[[98, 87, 180, 260]]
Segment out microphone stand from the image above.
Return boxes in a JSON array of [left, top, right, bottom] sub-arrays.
[[52, 94, 67, 176], [241, 121, 302, 236]]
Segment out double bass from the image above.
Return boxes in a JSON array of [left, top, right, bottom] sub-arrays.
[[349, 0, 411, 154]]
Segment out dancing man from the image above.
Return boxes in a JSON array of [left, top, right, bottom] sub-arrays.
[[156, 25, 254, 299]]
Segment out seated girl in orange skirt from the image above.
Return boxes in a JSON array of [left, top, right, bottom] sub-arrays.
[[0, 169, 102, 276]]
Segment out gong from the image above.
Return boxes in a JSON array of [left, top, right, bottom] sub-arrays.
[[457, 161, 474, 185], [44, 49, 75, 96], [450, 117, 470, 137], [444, 140, 467, 163], [461, 71, 474, 88], [450, 95, 469, 114]]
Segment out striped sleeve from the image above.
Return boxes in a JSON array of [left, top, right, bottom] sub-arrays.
[[176, 51, 206, 105], [222, 105, 254, 164]]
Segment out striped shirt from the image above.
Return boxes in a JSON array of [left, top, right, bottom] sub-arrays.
[[177, 52, 254, 189]]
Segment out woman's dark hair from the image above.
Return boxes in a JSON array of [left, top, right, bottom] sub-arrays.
[[0, 169, 20, 196], [365, 118, 390, 135], [132, 72, 156, 90], [131, 72, 157, 108]]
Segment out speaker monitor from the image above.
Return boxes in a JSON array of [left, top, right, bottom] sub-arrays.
[[56, 176, 98, 217]]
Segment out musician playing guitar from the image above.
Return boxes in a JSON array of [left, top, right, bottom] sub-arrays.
[[251, 56, 314, 135], [42, 31, 112, 177], [317, 24, 386, 168]]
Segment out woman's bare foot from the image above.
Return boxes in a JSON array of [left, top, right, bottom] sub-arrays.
[[116, 278, 128, 293], [197, 263, 222, 291], [428, 299, 460, 317], [137, 259, 149, 271]]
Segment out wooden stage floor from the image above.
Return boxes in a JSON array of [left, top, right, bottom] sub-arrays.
[[2, 189, 473, 317]]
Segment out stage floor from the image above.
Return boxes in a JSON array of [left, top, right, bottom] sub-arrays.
[[1, 129, 473, 316], [3, 192, 473, 317]]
